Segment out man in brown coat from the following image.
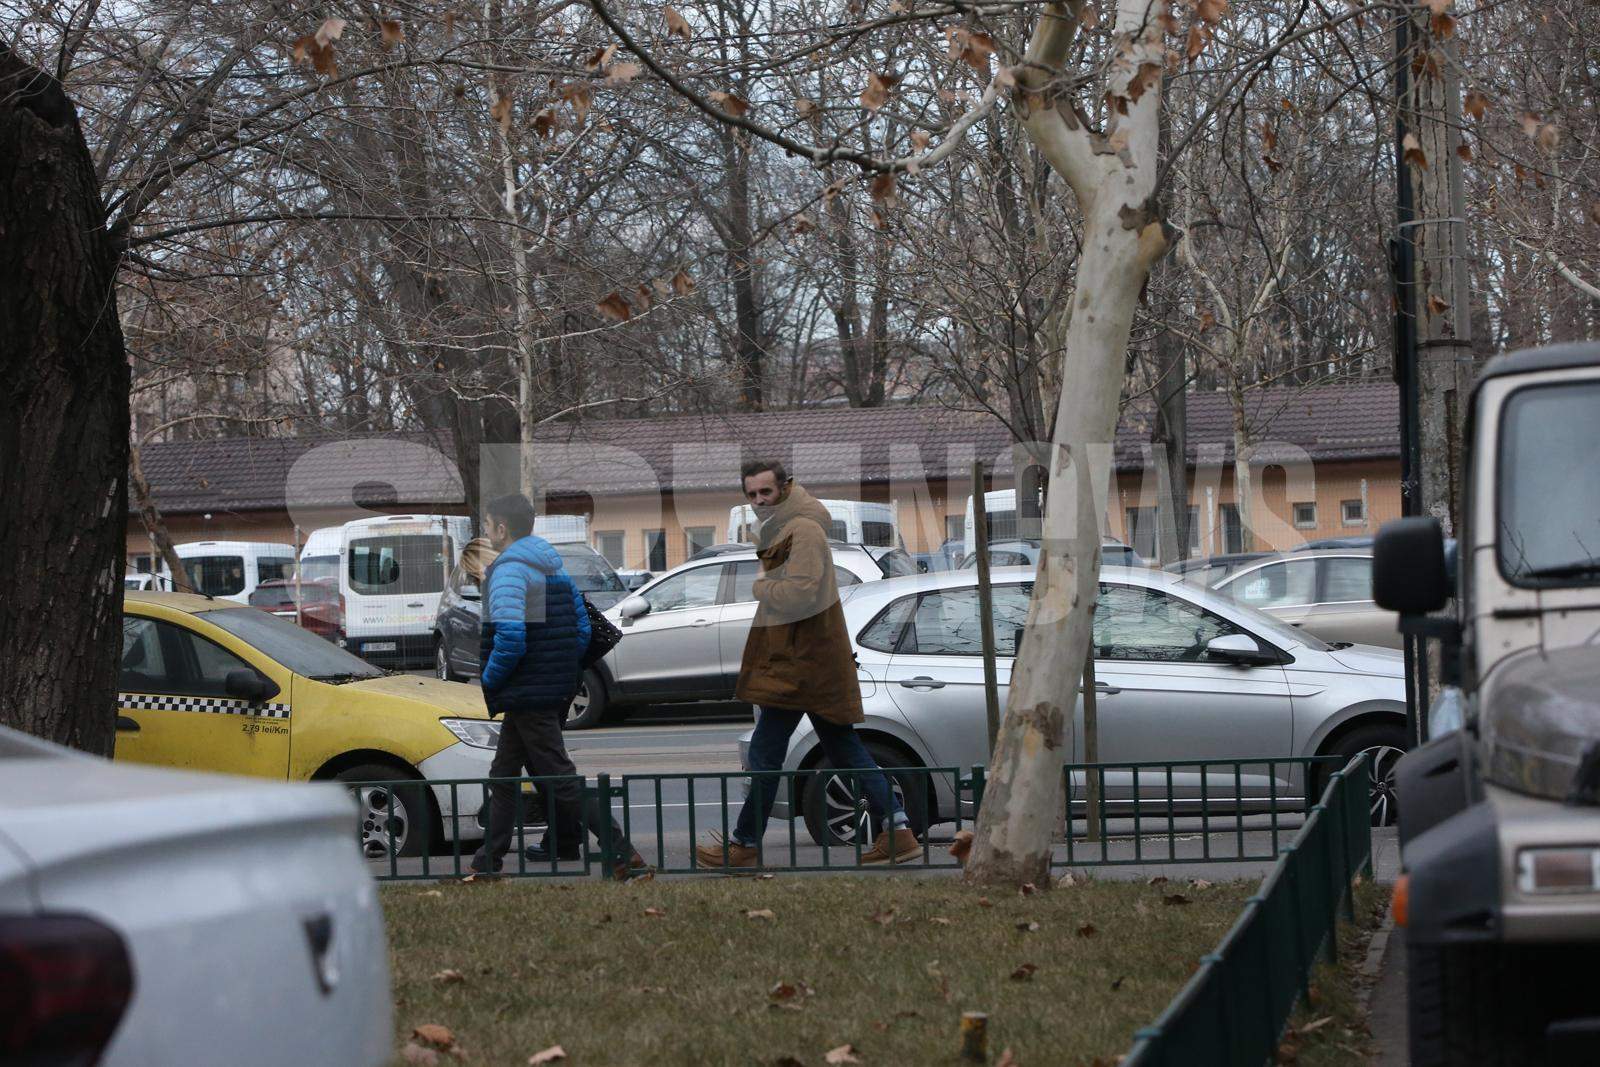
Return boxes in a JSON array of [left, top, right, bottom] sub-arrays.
[[695, 460, 922, 868]]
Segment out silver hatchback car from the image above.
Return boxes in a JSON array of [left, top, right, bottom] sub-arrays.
[[1208, 550, 1400, 650], [743, 565, 1409, 844]]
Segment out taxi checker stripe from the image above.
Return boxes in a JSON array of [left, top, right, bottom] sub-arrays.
[[117, 694, 291, 720]]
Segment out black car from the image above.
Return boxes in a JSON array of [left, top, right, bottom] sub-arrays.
[[433, 542, 628, 726]]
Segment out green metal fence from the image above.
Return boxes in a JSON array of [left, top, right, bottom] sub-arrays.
[[1121, 752, 1374, 1066], [353, 754, 1350, 880]]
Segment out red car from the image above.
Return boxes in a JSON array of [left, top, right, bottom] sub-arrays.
[[247, 578, 344, 642]]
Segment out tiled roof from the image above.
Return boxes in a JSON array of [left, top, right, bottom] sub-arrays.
[[136, 383, 1399, 515]]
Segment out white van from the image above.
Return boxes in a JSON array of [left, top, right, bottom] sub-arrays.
[[727, 499, 900, 547], [962, 490, 1019, 559], [534, 514, 589, 545], [339, 514, 471, 665], [296, 526, 344, 582], [159, 541, 297, 604]]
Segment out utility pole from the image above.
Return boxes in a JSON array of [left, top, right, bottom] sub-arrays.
[[1393, 1, 1474, 741]]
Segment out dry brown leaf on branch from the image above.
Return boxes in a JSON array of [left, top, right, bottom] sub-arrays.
[[860, 72, 901, 112], [671, 269, 695, 295], [1185, 22, 1211, 64], [378, 19, 404, 48], [292, 35, 338, 79], [1536, 123, 1561, 153], [431, 968, 467, 984], [1156, 6, 1179, 34], [709, 91, 751, 117], [1402, 132, 1428, 170], [791, 215, 815, 236], [910, 130, 931, 152], [1196, 0, 1229, 23], [605, 62, 641, 86], [825, 1045, 861, 1064], [664, 6, 692, 42], [528, 1046, 567, 1065], [634, 284, 654, 311], [443, 10, 457, 35], [585, 44, 617, 70], [795, 97, 818, 119], [1430, 10, 1455, 38], [489, 95, 513, 132], [1424, 0, 1449, 13], [1261, 122, 1277, 153], [949, 829, 974, 865], [316, 17, 347, 46], [1010, 962, 1038, 981], [560, 83, 593, 124], [1427, 293, 1450, 316], [869, 172, 898, 209], [1464, 90, 1489, 120], [1456, 143, 1472, 162], [747, 908, 777, 921], [946, 28, 995, 71], [532, 108, 559, 138], [1080, 3, 1100, 29]]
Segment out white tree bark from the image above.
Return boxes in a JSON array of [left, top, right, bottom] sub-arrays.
[[964, 0, 1172, 888]]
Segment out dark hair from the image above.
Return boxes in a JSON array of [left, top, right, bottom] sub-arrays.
[[740, 458, 788, 488], [485, 493, 537, 539]]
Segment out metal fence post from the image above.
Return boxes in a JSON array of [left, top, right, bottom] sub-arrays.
[[595, 772, 615, 875], [970, 764, 986, 817]]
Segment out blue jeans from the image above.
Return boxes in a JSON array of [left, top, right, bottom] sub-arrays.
[[734, 707, 904, 847]]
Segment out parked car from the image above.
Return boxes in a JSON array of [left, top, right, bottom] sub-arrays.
[[728, 498, 900, 547], [119, 591, 498, 857], [339, 514, 471, 667], [159, 540, 297, 604], [582, 544, 890, 726], [433, 541, 630, 726], [1165, 550, 1275, 586], [248, 577, 344, 642], [1209, 550, 1399, 649], [0, 724, 393, 1063], [864, 544, 921, 577], [958, 538, 1146, 570], [0, 724, 392, 1066], [124, 572, 161, 591], [1301, 535, 1373, 550], [617, 569, 654, 590], [742, 565, 1409, 845]]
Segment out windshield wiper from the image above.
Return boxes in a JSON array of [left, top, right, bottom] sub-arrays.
[[1329, 641, 1354, 650], [1524, 560, 1600, 580], [309, 672, 371, 684]]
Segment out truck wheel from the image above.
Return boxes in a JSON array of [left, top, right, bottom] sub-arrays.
[[336, 763, 436, 859], [1320, 723, 1408, 825], [802, 743, 930, 847], [564, 670, 609, 730], [1409, 942, 1565, 1066]]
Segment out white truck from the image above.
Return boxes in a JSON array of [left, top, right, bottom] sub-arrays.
[[1377, 341, 1600, 1064], [159, 540, 297, 604], [339, 514, 470, 666], [727, 498, 899, 547]]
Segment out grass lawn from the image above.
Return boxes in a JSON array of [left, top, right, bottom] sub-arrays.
[[1280, 878, 1394, 1066], [384, 873, 1252, 1066]]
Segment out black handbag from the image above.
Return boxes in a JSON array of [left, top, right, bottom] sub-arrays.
[[581, 595, 623, 669]]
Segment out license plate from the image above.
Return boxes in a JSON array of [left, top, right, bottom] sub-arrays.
[[365, 641, 397, 652]]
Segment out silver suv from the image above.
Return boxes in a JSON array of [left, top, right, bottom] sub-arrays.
[[593, 544, 888, 719]]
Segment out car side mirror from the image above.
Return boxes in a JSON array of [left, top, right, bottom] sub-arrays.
[[1373, 518, 1450, 615], [225, 668, 278, 702], [1205, 634, 1278, 667], [619, 595, 651, 620]]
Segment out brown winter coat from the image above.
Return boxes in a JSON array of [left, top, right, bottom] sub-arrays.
[[734, 483, 864, 723]]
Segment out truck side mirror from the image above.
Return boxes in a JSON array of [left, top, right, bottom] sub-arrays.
[[1373, 518, 1450, 615]]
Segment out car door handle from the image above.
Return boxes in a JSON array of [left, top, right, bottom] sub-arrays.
[[899, 676, 947, 689], [1079, 682, 1122, 695], [116, 715, 140, 732], [406, 601, 425, 608], [690, 618, 714, 627]]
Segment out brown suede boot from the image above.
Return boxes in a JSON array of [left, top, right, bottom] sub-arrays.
[[610, 851, 653, 881], [860, 827, 923, 865], [694, 834, 759, 870]]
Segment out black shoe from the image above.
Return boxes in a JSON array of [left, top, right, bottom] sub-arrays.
[[524, 840, 580, 863]]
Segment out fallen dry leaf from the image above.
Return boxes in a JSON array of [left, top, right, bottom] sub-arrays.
[[1076, 922, 1098, 938], [642, 905, 666, 917], [949, 830, 974, 864], [1190, 879, 1213, 890], [421, 889, 444, 898], [977, 896, 993, 908], [1019, 882, 1037, 896], [528, 1047, 567, 1065], [1010, 962, 1038, 981], [400, 1044, 440, 1066], [996, 1049, 1019, 1067], [825, 1045, 861, 1064], [929, 916, 953, 926], [1163, 894, 1192, 907], [770, 981, 799, 1000], [1016, 921, 1040, 932], [1057, 871, 1078, 888], [869, 908, 897, 926], [747, 908, 777, 921], [758, 873, 776, 881], [1146, 875, 1169, 886], [431, 968, 466, 984], [1110, 975, 1127, 991], [1299, 1016, 1334, 1035], [412, 1025, 456, 1049]]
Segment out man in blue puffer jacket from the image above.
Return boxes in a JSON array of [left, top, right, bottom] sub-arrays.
[[468, 493, 645, 879]]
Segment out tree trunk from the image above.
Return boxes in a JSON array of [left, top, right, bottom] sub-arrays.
[[0, 45, 130, 755], [129, 441, 193, 592], [964, 0, 1170, 888], [1231, 399, 1255, 553], [1151, 278, 1189, 564]]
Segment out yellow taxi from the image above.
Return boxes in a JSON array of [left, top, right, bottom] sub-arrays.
[[117, 591, 502, 857]]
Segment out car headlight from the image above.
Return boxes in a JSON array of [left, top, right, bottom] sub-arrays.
[[440, 718, 501, 749]]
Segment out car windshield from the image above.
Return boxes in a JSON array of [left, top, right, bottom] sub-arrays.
[[559, 549, 626, 592], [1499, 380, 1600, 585], [180, 555, 247, 597], [299, 553, 340, 581], [197, 608, 384, 680]]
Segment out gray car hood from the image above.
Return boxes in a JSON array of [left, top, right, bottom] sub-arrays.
[[1483, 646, 1600, 802], [1325, 644, 1406, 676]]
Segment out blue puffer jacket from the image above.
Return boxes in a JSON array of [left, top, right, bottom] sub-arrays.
[[479, 536, 591, 715]]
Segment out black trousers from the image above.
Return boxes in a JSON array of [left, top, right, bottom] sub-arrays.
[[471, 708, 634, 872]]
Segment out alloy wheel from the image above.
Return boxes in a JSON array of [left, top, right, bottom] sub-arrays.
[[1362, 744, 1406, 825], [821, 773, 909, 846], [435, 641, 450, 680], [353, 784, 411, 858]]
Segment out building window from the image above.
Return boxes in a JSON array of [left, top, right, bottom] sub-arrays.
[[1124, 507, 1157, 559], [645, 529, 667, 571], [1220, 504, 1243, 554], [128, 554, 154, 574], [945, 515, 963, 543], [1186, 507, 1200, 555], [594, 530, 625, 567], [685, 526, 715, 557], [1292, 502, 1317, 529], [1341, 499, 1365, 526]]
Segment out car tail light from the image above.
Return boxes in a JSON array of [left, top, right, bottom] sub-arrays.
[[1517, 847, 1600, 894], [0, 913, 134, 1066]]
